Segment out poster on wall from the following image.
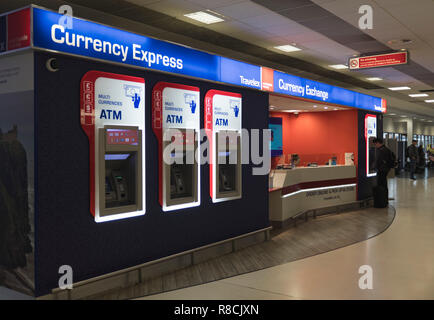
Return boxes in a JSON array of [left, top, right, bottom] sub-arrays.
[[269, 117, 283, 157], [0, 51, 34, 296], [81, 71, 146, 222]]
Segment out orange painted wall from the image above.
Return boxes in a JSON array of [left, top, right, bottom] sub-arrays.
[[270, 110, 358, 169]]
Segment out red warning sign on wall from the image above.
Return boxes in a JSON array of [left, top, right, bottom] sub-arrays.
[[349, 51, 408, 70]]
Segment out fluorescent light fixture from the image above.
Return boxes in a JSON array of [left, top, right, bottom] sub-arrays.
[[184, 11, 224, 24], [409, 93, 428, 97], [388, 86, 411, 91], [425, 99, 434, 103], [324, 106, 328, 109], [366, 77, 382, 81], [329, 64, 348, 70], [334, 108, 338, 110], [400, 115, 407, 117], [274, 44, 301, 52], [389, 113, 396, 115], [313, 105, 318, 108]]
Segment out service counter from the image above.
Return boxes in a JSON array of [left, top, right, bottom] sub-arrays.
[[269, 165, 357, 224]]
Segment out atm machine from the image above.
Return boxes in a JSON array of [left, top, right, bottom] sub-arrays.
[[152, 82, 201, 211], [81, 71, 145, 222], [205, 90, 242, 203], [365, 114, 377, 177]]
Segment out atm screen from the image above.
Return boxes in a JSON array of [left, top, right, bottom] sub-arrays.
[[106, 129, 139, 145]]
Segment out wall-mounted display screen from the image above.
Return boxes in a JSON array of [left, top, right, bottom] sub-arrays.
[[269, 117, 283, 157], [365, 114, 377, 177]]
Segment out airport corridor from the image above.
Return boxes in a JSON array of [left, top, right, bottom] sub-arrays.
[[140, 170, 434, 300]]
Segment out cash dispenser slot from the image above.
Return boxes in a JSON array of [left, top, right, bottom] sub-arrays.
[[98, 126, 142, 218]]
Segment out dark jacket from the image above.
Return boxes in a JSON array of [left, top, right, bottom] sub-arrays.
[[408, 144, 419, 162], [375, 145, 392, 173]]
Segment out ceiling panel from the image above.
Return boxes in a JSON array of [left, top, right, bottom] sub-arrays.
[[213, 1, 271, 20], [144, 0, 205, 17], [240, 12, 296, 29], [186, 0, 246, 9], [251, 0, 313, 12]]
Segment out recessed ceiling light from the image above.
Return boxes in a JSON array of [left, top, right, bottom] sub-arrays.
[[274, 44, 301, 52], [409, 93, 429, 97], [366, 77, 382, 81], [313, 105, 318, 108], [388, 86, 411, 91], [184, 11, 224, 24], [324, 106, 328, 109], [425, 99, 434, 103], [329, 64, 348, 70]]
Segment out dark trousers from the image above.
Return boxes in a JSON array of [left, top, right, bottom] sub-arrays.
[[377, 170, 389, 192], [410, 160, 417, 178]]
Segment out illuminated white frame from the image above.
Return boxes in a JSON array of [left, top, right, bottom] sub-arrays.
[[211, 94, 242, 203], [211, 129, 242, 203], [161, 89, 201, 212], [162, 130, 201, 212], [93, 79, 146, 223]]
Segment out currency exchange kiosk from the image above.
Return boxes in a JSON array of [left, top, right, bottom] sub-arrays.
[[81, 71, 145, 222], [205, 90, 242, 202], [152, 82, 201, 211]]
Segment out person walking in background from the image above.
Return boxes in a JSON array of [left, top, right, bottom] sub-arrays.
[[408, 139, 419, 180]]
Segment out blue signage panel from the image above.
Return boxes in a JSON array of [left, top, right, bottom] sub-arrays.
[[33, 8, 220, 81], [31, 7, 385, 113], [220, 57, 261, 90], [274, 70, 383, 112]]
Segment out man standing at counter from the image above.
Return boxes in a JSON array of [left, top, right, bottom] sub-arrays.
[[373, 138, 395, 207]]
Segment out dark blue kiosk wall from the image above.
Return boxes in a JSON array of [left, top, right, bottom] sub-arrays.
[[34, 52, 270, 296]]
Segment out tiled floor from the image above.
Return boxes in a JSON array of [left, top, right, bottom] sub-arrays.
[[139, 169, 434, 300]]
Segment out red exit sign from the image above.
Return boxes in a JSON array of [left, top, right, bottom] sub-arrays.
[[349, 51, 408, 70]]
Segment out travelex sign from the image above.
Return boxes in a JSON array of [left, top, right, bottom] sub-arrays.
[[28, 6, 386, 113]]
